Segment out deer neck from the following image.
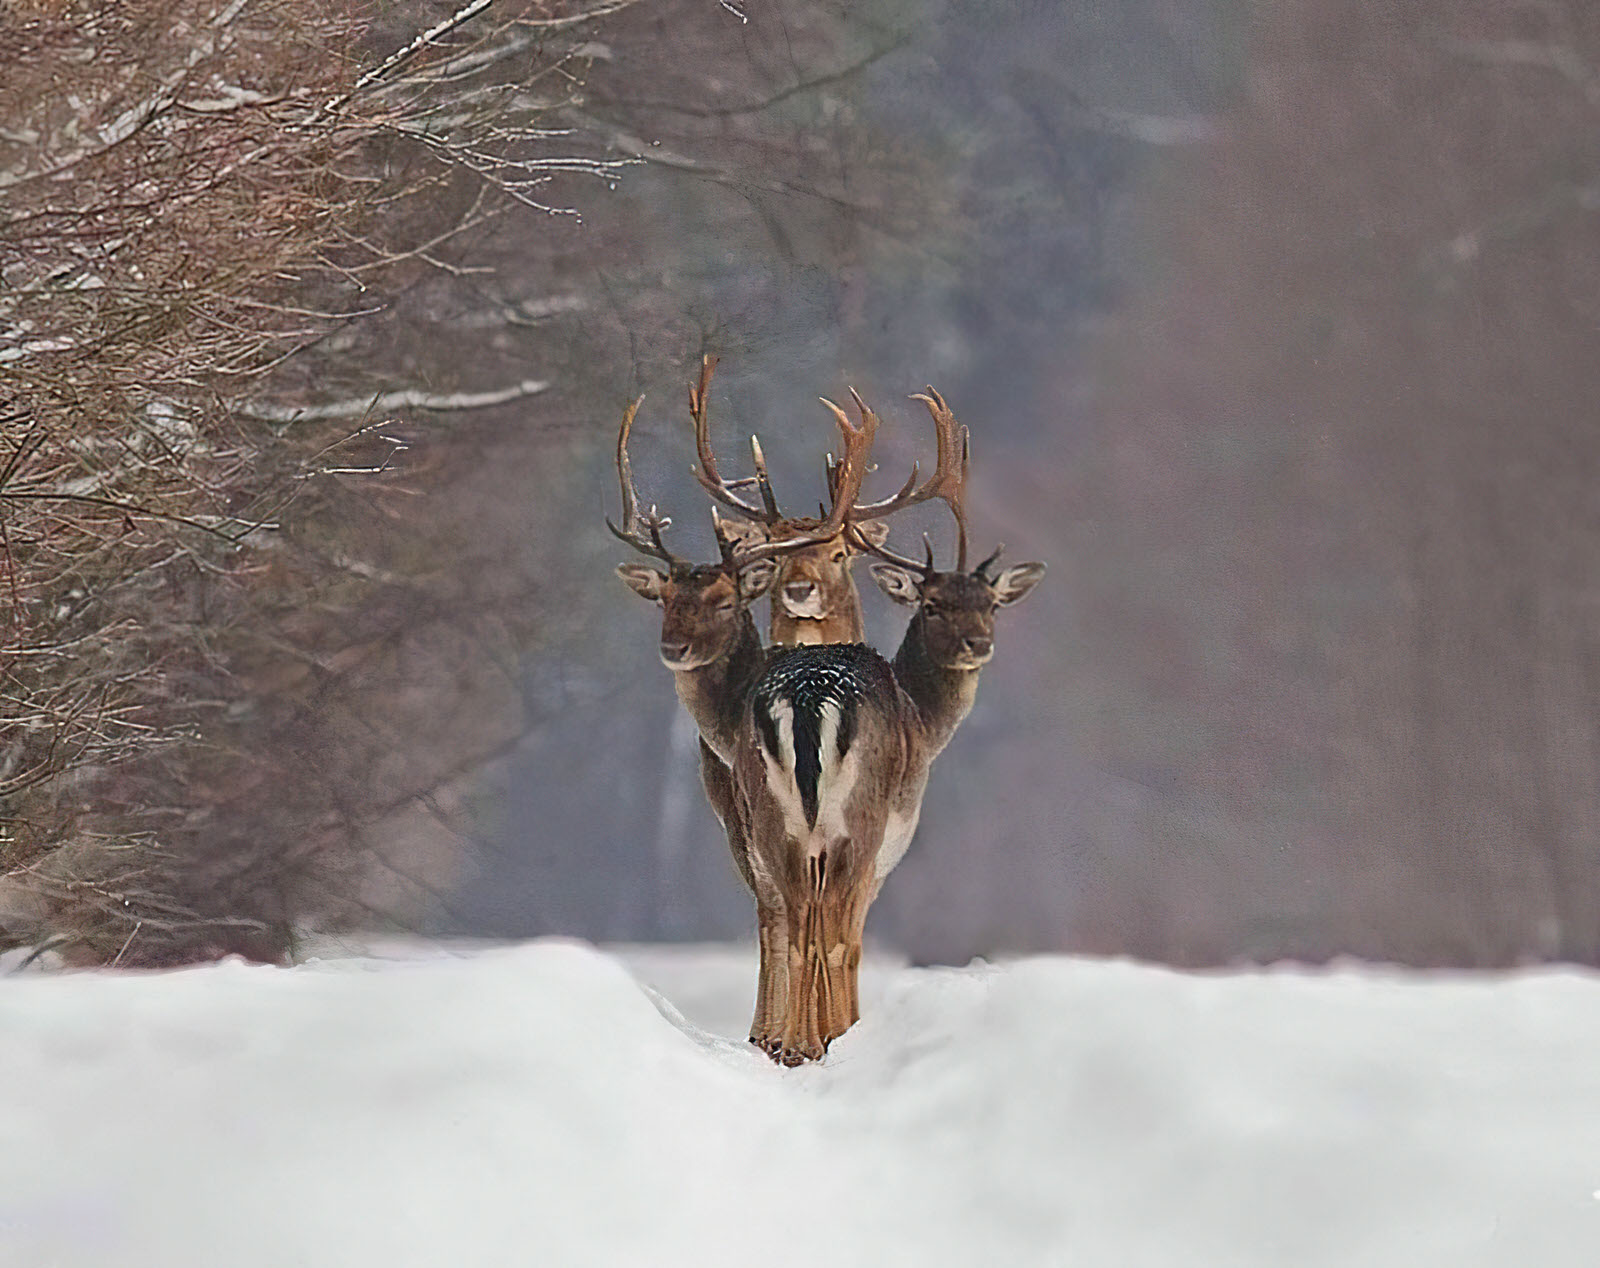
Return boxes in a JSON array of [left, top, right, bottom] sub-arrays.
[[768, 575, 865, 647], [891, 608, 982, 760], [672, 611, 766, 764]]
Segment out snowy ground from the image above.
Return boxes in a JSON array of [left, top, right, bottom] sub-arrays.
[[3, 940, 1600, 1267]]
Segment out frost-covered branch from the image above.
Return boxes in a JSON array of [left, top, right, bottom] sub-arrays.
[[238, 378, 550, 422], [0, 0, 623, 965]]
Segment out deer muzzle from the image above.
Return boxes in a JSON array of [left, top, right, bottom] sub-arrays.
[[958, 635, 994, 666], [779, 580, 827, 619], [659, 638, 695, 667]]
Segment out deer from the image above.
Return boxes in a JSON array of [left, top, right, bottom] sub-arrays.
[[681, 362, 1002, 1057], [609, 386, 879, 1047], [727, 387, 1046, 1064], [685, 355, 891, 647]]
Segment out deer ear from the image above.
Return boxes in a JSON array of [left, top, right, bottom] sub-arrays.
[[616, 563, 667, 602], [737, 558, 777, 601], [870, 563, 920, 606], [993, 561, 1046, 607], [712, 510, 767, 551], [851, 521, 891, 549]]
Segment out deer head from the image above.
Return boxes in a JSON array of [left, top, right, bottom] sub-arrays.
[[869, 542, 1046, 669], [607, 395, 782, 669], [616, 558, 777, 669], [849, 387, 1045, 670], [688, 359, 965, 644], [712, 514, 888, 631]]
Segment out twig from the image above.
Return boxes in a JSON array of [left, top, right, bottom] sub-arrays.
[[108, 919, 143, 967], [236, 378, 550, 422]]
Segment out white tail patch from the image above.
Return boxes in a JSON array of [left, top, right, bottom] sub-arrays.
[[812, 700, 862, 849], [758, 696, 861, 856], [757, 698, 807, 836]]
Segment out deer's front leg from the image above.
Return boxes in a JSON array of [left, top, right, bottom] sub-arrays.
[[698, 740, 754, 894], [842, 875, 881, 1027]]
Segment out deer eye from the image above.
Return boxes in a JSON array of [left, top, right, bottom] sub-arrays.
[[716, 600, 737, 614], [831, 550, 846, 563]]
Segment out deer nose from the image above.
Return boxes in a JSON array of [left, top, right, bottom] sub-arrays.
[[784, 581, 816, 603], [660, 639, 692, 664], [961, 636, 993, 660]]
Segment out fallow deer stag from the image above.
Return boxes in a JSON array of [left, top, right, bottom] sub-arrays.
[[730, 387, 1045, 1065], [609, 394, 775, 838], [609, 387, 877, 1044], [640, 358, 883, 949]]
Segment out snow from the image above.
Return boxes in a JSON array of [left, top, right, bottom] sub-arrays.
[[3, 939, 1600, 1267]]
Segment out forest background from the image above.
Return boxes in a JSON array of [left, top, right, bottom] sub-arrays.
[[4, 0, 1598, 969]]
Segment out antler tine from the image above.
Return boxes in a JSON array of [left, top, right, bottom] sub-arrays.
[[910, 387, 970, 569], [973, 543, 1005, 580], [605, 395, 687, 568], [687, 354, 777, 522], [848, 523, 938, 577], [749, 434, 781, 519]]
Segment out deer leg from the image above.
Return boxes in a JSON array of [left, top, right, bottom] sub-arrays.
[[778, 898, 818, 1065], [749, 902, 771, 1052], [749, 900, 788, 1056], [776, 853, 835, 1065], [842, 878, 878, 1027], [812, 853, 878, 1046], [815, 867, 857, 1048], [773, 849, 865, 1064]]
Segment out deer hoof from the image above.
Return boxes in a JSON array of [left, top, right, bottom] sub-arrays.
[[774, 1038, 826, 1066]]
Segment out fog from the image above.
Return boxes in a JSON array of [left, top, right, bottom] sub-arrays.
[[411, 0, 1600, 969]]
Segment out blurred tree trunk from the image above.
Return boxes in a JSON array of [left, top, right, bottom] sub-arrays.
[[1074, 0, 1600, 965]]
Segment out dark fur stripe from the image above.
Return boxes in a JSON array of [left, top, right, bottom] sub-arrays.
[[791, 704, 826, 830], [752, 644, 893, 829], [755, 701, 781, 765]]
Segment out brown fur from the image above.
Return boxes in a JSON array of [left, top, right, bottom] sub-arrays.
[[617, 559, 775, 942], [708, 514, 894, 1053], [730, 556, 1045, 1064], [714, 515, 889, 646]]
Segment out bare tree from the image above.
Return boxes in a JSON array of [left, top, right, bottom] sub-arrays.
[[1, 0, 632, 963]]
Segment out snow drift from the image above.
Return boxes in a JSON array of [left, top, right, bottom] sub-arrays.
[[2, 940, 1598, 1267]]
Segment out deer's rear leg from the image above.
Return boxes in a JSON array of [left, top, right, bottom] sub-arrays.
[[778, 893, 824, 1065], [748, 901, 788, 1056], [775, 850, 857, 1064]]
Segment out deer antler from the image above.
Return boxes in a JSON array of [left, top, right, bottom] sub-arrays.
[[605, 396, 689, 570], [710, 388, 879, 568], [850, 525, 941, 578], [688, 354, 785, 523], [813, 387, 887, 534], [844, 386, 970, 570], [972, 543, 1006, 581]]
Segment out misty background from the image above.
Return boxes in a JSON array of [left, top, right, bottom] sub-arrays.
[[296, 0, 1600, 968]]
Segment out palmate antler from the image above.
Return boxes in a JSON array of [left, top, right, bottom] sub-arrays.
[[812, 387, 879, 539], [838, 386, 973, 571]]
